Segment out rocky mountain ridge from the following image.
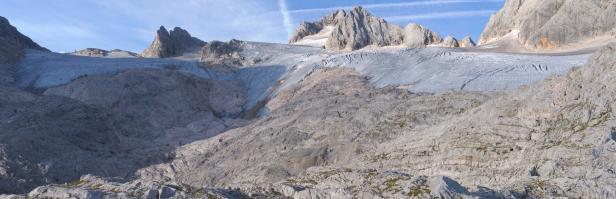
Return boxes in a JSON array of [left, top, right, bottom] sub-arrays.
[[1, 1, 616, 198], [289, 7, 474, 50], [479, 0, 616, 49], [142, 26, 206, 58], [68, 48, 139, 58]]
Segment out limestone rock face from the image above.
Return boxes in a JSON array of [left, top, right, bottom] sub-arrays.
[[403, 23, 442, 48], [459, 36, 476, 48], [290, 7, 405, 50], [142, 26, 206, 58], [437, 36, 460, 48], [479, 0, 616, 48], [0, 16, 47, 64]]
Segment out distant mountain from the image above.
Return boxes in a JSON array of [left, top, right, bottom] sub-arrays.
[[289, 6, 473, 50], [69, 48, 139, 58], [480, 0, 616, 49], [142, 26, 206, 58]]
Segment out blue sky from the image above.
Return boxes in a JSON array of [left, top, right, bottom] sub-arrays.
[[0, 0, 504, 52]]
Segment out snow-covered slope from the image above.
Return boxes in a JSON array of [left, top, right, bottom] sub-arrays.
[[16, 42, 590, 113]]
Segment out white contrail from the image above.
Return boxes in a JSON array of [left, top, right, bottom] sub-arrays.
[[284, 0, 504, 14], [278, 0, 294, 37], [385, 10, 496, 21]]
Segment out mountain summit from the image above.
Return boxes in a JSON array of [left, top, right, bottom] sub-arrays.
[[142, 26, 206, 58], [290, 7, 474, 51]]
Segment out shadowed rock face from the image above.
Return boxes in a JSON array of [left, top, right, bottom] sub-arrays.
[[0, 16, 47, 64], [142, 26, 206, 58], [480, 0, 616, 48], [0, 16, 47, 87], [0, 68, 247, 194]]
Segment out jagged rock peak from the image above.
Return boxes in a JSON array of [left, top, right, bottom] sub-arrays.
[[459, 36, 476, 48], [289, 6, 405, 50], [141, 26, 206, 58], [0, 16, 47, 64], [289, 7, 455, 50], [479, 0, 616, 49]]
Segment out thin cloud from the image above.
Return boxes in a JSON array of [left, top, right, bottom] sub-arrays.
[[278, 0, 294, 37], [281, 0, 504, 14], [385, 10, 496, 21]]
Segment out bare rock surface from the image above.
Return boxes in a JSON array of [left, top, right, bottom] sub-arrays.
[[480, 0, 616, 49], [142, 26, 206, 58], [0, 68, 247, 194]]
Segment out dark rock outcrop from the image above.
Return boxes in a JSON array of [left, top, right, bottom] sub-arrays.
[[142, 26, 206, 58], [0, 16, 47, 64]]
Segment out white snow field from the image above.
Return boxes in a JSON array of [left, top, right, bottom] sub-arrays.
[[17, 42, 591, 111]]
